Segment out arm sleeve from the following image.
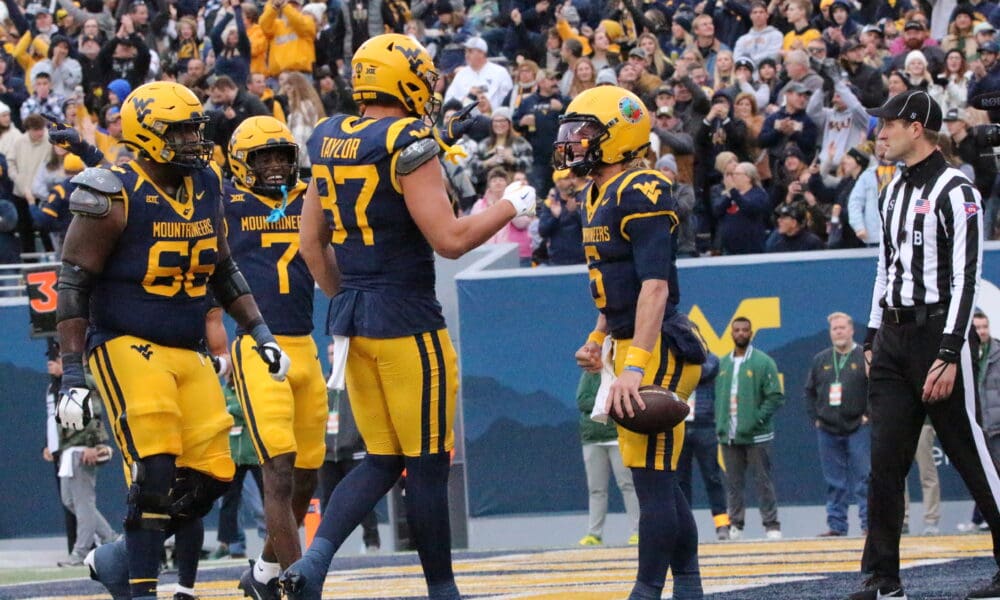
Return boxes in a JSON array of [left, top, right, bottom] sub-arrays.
[[259, 3, 278, 36], [537, 203, 558, 236], [4, 0, 29, 36], [209, 11, 232, 51], [576, 371, 599, 414], [756, 357, 786, 423], [687, 77, 711, 115], [284, 5, 317, 38], [836, 80, 870, 132], [868, 188, 889, 330], [804, 358, 819, 422], [341, 3, 352, 63], [847, 169, 870, 232], [234, 7, 251, 56], [620, 174, 678, 282], [940, 183, 983, 350], [790, 116, 818, 153], [805, 87, 825, 129], [655, 129, 694, 155], [758, 114, 781, 148]]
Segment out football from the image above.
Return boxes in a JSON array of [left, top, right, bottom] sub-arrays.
[[611, 385, 690, 434]]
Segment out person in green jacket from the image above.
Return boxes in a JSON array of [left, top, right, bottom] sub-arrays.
[[714, 317, 785, 540], [213, 380, 264, 560], [576, 371, 640, 546]]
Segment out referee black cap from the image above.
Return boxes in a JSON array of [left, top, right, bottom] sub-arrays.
[[867, 89, 942, 131]]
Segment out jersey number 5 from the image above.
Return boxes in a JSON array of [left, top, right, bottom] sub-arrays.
[[584, 246, 606, 309], [142, 238, 218, 298], [313, 164, 378, 246]]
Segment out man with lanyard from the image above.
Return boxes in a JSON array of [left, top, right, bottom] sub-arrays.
[[804, 312, 870, 538], [849, 89, 1000, 600]]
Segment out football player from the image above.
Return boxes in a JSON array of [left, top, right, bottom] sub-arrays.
[[222, 116, 327, 599], [565, 86, 705, 600], [281, 34, 536, 600], [55, 82, 291, 600]]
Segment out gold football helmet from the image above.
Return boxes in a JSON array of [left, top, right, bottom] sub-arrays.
[[553, 86, 651, 175], [120, 81, 213, 169], [229, 116, 298, 197], [351, 33, 440, 119]]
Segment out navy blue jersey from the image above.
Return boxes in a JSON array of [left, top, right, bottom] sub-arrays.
[[581, 168, 680, 339], [222, 180, 314, 336], [307, 114, 445, 338], [89, 162, 224, 350]]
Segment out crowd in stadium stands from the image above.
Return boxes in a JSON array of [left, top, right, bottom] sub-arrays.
[[0, 0, 996, 266]]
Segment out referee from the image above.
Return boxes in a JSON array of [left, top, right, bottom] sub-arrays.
[[848, 89, 1000, 600]]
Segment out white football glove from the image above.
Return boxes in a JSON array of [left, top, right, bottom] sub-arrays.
[[57, 387, 93, 431], [256, 342, 291, 382], [502, 181, 537, 218]]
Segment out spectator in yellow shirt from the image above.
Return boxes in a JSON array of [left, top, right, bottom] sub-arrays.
[[260, 0, 316, 78], [782, 0, 821, 51], [241, 2, 269, 77]]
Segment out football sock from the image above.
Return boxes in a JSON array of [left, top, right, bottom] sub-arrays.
[[254, 556, 281, 584], [403, 454, 457, 594], [669, 485, 703, 599], [172, 517, 203, 589], [308, 454, 404, 569], [127, 454, 175, 599], [631, 468, 679, 597]]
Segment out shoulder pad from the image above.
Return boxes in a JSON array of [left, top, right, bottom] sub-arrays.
[[69, 186, 112, 217], [69, 168, 124, 195], [396, 137, 440, 176], [68, 168, 123, 218]]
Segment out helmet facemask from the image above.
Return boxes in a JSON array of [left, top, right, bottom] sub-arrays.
[[553, 116, 609, 176], [155, 117, 213, 170], [244, 144, 299, 197]]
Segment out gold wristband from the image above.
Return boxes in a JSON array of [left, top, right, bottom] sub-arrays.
[[586, 331, 607, 346], [624, 346, 652, 370]]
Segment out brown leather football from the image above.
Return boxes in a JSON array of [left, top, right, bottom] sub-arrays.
[[611, 385, 690, 434]]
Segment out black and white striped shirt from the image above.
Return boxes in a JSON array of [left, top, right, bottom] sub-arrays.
[[868, 151, 983, 347]]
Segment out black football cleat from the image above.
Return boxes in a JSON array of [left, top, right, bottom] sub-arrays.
[[846, 576, 907, 600], [966, 570, 1000, 599], [238, 560, 280, 600]]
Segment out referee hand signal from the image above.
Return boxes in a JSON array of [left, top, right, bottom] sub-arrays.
[[921, 359, 956, 403]]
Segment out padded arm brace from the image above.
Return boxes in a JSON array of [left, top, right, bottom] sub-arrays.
[[56, 262, 96, 323], [208, 256, 252, 309]]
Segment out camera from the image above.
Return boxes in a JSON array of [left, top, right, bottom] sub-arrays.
[[972, 123, 1000, 148]]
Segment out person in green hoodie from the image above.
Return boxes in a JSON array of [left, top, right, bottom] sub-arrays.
[[714, 316, 784, 540], [575, 371, 640, 547]]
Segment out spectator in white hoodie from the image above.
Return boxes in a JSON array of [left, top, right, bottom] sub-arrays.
[[0, 102, 22, 160], [733, 2, 784, 67], [806, 79, 869, 178]]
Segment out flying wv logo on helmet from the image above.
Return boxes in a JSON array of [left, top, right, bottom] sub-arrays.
[[395, 42, 428, 74], [132, 96, 154, 123]]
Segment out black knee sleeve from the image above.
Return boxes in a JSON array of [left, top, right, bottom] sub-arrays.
[[170, 468, 230, 521], [125, 455, 175, 532]]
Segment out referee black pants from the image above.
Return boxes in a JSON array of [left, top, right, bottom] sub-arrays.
[[863, 313, 1000, 580]]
